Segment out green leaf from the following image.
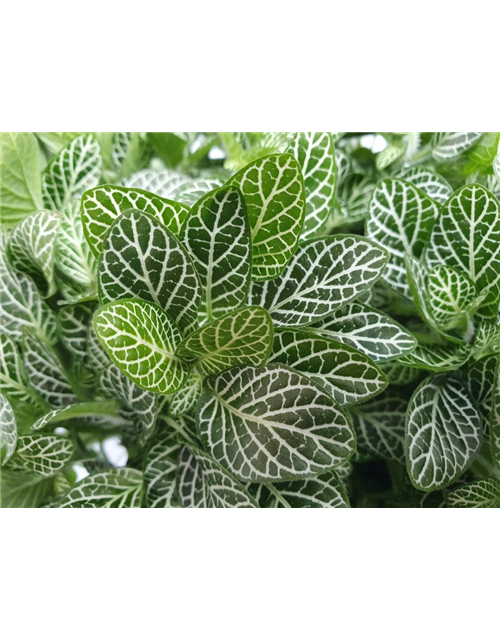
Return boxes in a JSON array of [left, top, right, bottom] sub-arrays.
[[0, 394, 17, 463], [22, 330, 78, 407], [398, 342, 471, 372], [431, 132, 482, 161], [52, 468, 143, 508], [124, 168, 190, 198], [405, 374, 482, 491], [30, 400, 120, 432], [269, 329, 387, 406], [180, 186, 251, 323], [378, 360, 422, 387], [396, 166, 453, 205], [287, 132, 337, 239], [473, 319, 500, 357], [228, 153, 306, 281], [99, 364, 158, 445], [490, 361, 500, 468], [144, 428, 181, 508], [8, 210, 59, 296], [251, 236, 387, 326], [0, 469, 54, 508], [56, 201, 97, 290], [427, 265, 478, 331], [328, 174, 376, 229], [41, 134, 101, 210], [171, 178, 225, 207], [10, 434, 75, 476], [147, 132, 188, 168], [426, 184, 500, 318], [177, 306, 273, 376], [251, 470, 349, 508], [36, 132, 82, 155], [366, 178, 439, 297], [305, 301, 416, 362], [0, 132, 43, 227], [98, 209, 201, 335], [57, 303, 94, 359], [446, 478, 500, 508], [464, 354, 498, 425], [81, 184, 190, 256], [93, 299, 189, 394], [169, 373, 203, 417], [197, 363, 356, 482], [350, 395, 406, 463]]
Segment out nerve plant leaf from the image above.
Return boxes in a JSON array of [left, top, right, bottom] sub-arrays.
[[56, 201, 97, 291], [228, 153, 306, 281], [490, 362, 500, 468], [366, 178, 439, 297], [124, 168, 190, 198], [81, 184, 190, 256], [0, 469, 54, 508], [57, 303, 95, 359], [446, 478, 500, 508], [144, 429, 182, 508], [168, 374, 203, 417], [398, 342, 471, 372], [427, 265, 478, 331], [396, 166, 453, 205], [405, 374, 482, 491], [269, 329, 387, 406], [177, 306, 273, 376], [197, 363, 356, 482], [98, 209, 201, 335], [0, 394, 17, 463], [251, 236, 388, 327], [430, 132, 482, 161], [52, 468, 143, 508], [30, 400, 120, 432], [93, 299, 189, 394], [250, 470, 349, 508], [180, 186, 251, 323], [463, 354, 498, 424], [10, 435, 75, 476]]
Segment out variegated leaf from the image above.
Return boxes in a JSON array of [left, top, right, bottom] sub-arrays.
[[464, 354, 498, 425], [398, 342, 471, 372], [427, 265, 478, 331], [81, 184, 190, 256], [405, 374, 482, 491], [228, 153, 306, 281], [144, 428, 181, 508], [0, 394, 17, 463], [446, 478, 500, 508], [0, 469, 54, 508], [251, 471, 349, 508], [378, 360, 422, 387], [305, 301, 416, 362], [169, 374, 203, 417], [30, 400, 120, 432], [57, 303, 94, 359], [366, 178, 439, 297], [197, 363, 356, 482], [177, 306, 273, 376], [287, 132, 336, 239], [396, 166, 453, 205], [490, 361, 500, 468], [52, 468, 143, 508], [334, 149, 351, 187], [171, 178, 225, 207], [11, 434, 75, 476], [98, 209, 201, 335], [55, 201, 97, 290], [42, 134, 101, 210], [124, 168, 190, 198], [431, 132, 482, 161], [181, 186, 250, 322], [269, 329, 387, 406], [473, 319, 500, 357], [87, 324, 110, 373], [93, 299, 189, 394], [251, 236, 387, 326]]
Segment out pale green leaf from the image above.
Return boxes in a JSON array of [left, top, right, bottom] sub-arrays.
[[328, 174, 376, 230], [11, 434, 75, 476], [490, 361, 500, 468], [30, 400, 120, 432], [378, 360, 422, 387], [251, 471, 349, 508], [52, 468, 143, 508], [446, 478, 500, 508], [144, 428, 181, 508], [398, 342, 471, 372], [124, 168, 190, 198], [464, 354, 498, 425], [427, 265, 478, 331], [431, 132, 482, 161], [0, 469, 54, 508], [171, 178, 224, 207], [55, 201, 97, 290], [396, 166, 453, 205], [473, 319, 500, 357], [168, 373, 203, 417], [57, 303, 94, 359], [0, 394, 17, 463]]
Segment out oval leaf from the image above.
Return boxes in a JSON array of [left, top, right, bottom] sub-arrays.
[[52, 468, 143, 508], [144, 428, 182, 508], [0, 394, 17, 463], [11, 434, 75, 477], [446, 478, 500, 508]]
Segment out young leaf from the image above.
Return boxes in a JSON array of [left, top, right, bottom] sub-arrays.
[[81, 184, 190, 256], [197, 363, 356, 482], [431, 132, 482, 161], [269, 329, 387, 406], [251, 236, 388, 327], [350, 395, 406, 463], [405, 374, 482, 491], [228, 153, 306, 281], [11, 435, 75, 476], [396, 166, 453, 205], [98, 209, 201, 335], [56, 201, 97, 290], [30, 400, 120, 432], [251, 470, 349, 508], [57, 303, 94, 359], [490, 361, 500, 468], [180, 186, 251, 323], [0, 132, 43, 227], [0, 394, 18, 463], [144, 429, 181, 508], [52, 468, 143, 508], [8, 210, 59, 297], [42, 134, 101, 210], [366, 178, 439, 297], [304, 301, 416, 362], [171, 178, 225, 207], [169, 374, 203, 417], [328, 174, 376, 229], [0, 469, 54, 508], [426, 184, 500, 317], [473, 319, 500, 357], [93, 299, 189, 394], [177, 306, 273, 376], [427, 265, 477, 330], [446, 478, 500, 508], [378, 361, 422, 387], [287, 132, 337, 239], [398, 342, 471, 372], [464, 354, 498, 424]]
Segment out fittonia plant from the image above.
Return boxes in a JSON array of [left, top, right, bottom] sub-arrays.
[[1, 131, 500, 508]]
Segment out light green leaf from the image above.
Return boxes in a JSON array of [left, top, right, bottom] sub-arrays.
[[269, 329, 387, 406], [57, 303, 94, 359], [180, 186, 251, 322], [251, 236, 388, 326], [56, 201, 97, 290], [427, 265, 478, 331], [405, 374, 482, 491], [93, 299, 189, 394], [41, 134, 101, 210], [177, 307, 273, 376], [10, 434, 75, 476], [251, 471, 349, 508], [87, 324, 110, 373], [464, 354, 498, 425], [378, 360, 422, 387], [366, 178, 439, 297], [426, 184, 500, 318], [446, 478, 500, 508], [98, 209, 201, 335], [36, 132, 82, 155], [0, 394, 17, 463], [99, 364, 158, 445], [169, 373, 203, 417], [8, 210, 59, 296], [305, 301, 416, 362], [431, 132, 482, 161], [52, 468, 143, 508], [0, 469, 54, 508], [350, 395, 406, 463], [81, 184, 190, 256], [473, 319, 500, 357], [396, 166, 453, 205], [144, 428, 181, 508], [287, 132, 336, 239], [494, 147, 500, 180], [197, 363, 356, 482], [0, 133, 43, 227], [171, 178, 225, 207], [490, 361, 500, 468], [328, 174, 376, 229], [398, 342, 471, 372], [334, 149, 351, 187], [124, 168, 190, 198], [30, 400, 120, 432], [228, 153, 306, 281]]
